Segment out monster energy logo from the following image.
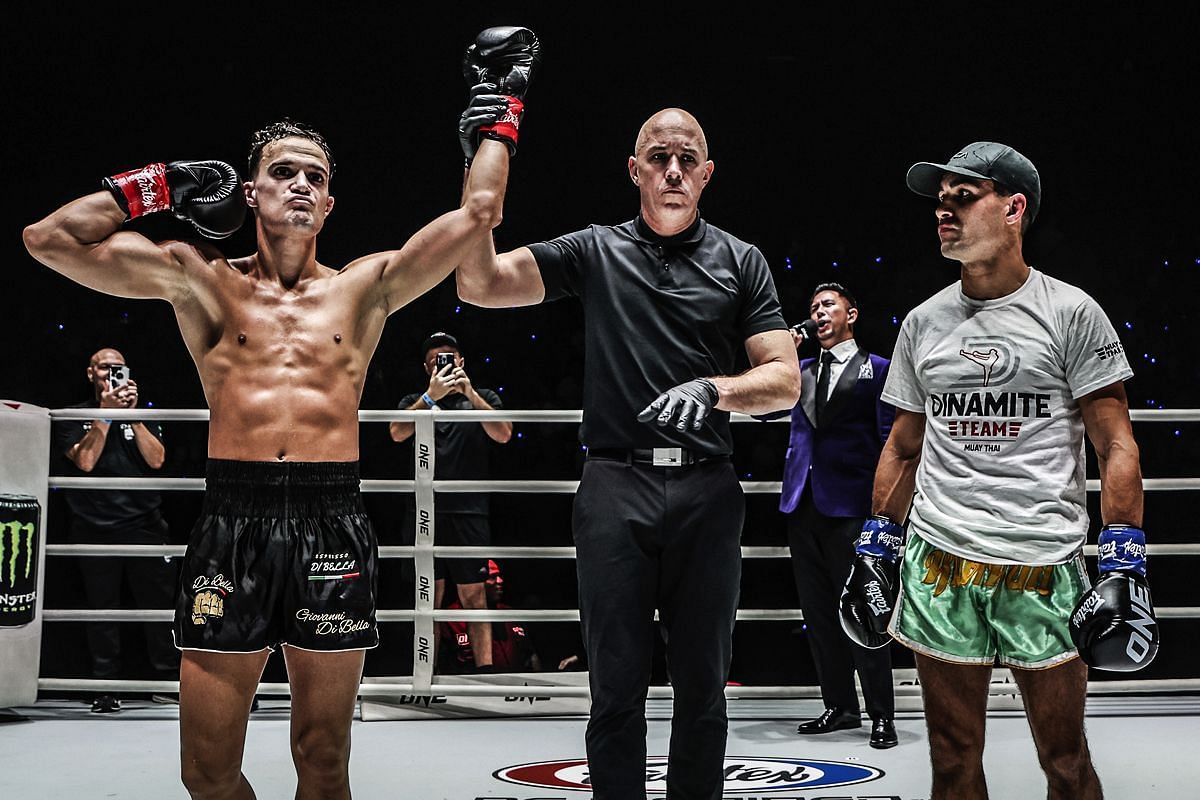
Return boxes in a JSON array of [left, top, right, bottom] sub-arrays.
[[0, 520, 35, 588]]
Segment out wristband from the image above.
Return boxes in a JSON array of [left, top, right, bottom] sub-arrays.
[[1097, 525, 1147, 577], [480, 97, 524, 147], [855, 515, 905, 563], [99, 419, 113, 425], [421, 393, 438, 409], [103, 163, 171, 219]]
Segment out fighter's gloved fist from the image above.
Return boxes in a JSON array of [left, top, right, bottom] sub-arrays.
[[103, 160, 246, 239], [840, 515, 904, 649], [462, 26, 540, 155], [1070, 525, 1160, 672], [636, 378, 719, 431]]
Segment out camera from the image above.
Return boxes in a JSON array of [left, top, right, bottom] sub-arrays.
[[108, 364, 131, 389], [435, 352, 455, 371]]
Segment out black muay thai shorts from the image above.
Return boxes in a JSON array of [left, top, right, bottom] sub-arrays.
[[174, 459, 379, 652]]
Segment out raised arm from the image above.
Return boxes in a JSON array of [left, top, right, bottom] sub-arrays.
[[365, 138, 512, 314], [23, 160, 244, 301], [457, 240, 547, 308], [367, 27, 541, 315]]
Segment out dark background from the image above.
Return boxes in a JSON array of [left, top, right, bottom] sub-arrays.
[[5, 4, 1197, 687]]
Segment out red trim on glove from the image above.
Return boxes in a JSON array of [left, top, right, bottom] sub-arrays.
[[108, 163, 171, 218], [479, 97, 523, 146]]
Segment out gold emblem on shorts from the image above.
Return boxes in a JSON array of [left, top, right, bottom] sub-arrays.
[[191, 589, 225, 625], [922, 548, 1055, 598]]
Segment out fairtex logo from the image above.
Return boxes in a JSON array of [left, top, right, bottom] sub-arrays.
[[494, 757, 883, 793]]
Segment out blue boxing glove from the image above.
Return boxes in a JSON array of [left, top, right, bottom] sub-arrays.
[[1069, 525, 1160, 672], [839, 515, 904, 649]]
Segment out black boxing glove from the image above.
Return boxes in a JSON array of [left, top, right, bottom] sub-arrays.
[[461, 26, 540, 155], [103, 160, 246, 239], [839, 515, 904, 649], [636, 377, 719, 431], [1070, 525, 1160, 672]]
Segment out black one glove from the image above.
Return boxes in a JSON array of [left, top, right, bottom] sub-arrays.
[[636, 378, 719, 431], [103, 160, 245, 239], [460, 26, 540, 159], [839, 515, 905, 649], [1070, 525, 1160, 672]]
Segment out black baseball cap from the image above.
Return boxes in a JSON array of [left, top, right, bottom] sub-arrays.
[[421, 331, 458, 359], [906, 141, 1041, 222]]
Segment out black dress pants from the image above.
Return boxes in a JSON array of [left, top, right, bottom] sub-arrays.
[[787, 491, 893, 719], [69, 513, 179, 678], [573, 457, 744, 800]]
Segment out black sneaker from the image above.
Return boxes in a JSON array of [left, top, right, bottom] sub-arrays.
[[91, 695, 121, 713]]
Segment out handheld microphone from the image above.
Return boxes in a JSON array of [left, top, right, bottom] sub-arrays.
[[791, 319, 819, 342]]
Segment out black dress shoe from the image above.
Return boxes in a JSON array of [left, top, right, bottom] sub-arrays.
[[91, 694, 121, 713], [869, 717, 898, 749], [796, 707, 862, 734]]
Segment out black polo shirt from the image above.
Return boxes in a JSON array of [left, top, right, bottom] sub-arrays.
[[397, 388, 503, 515], [52, 400, 164, 527], [528, 215, 786, 455]]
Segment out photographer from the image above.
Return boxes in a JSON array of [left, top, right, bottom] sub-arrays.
[[391, 332, 511, 672], [53, 348, 177, 712]]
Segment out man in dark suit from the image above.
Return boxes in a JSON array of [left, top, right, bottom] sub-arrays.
[[777, 282, 898, 748]]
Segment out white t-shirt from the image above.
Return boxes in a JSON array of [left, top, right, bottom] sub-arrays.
[[882, 268, 1133, 565]]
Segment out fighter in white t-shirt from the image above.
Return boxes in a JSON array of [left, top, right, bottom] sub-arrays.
[[883, 267, 1132, 565], [838, 142, 1159, 800]]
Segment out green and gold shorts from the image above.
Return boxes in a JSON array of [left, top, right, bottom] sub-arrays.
[[888, 529, 1089, 669]]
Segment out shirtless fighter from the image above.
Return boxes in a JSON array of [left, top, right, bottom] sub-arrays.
[[23, 26, 539, 800]]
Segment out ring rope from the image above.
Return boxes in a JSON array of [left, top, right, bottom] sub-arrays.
[[39, 606, 1200, 623], [44, 543, 1200, 558], [47, 408, 1200, 423], [45, 476, 1200, 493]]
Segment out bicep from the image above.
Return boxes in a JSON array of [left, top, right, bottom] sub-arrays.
[[468, 247, 546, 308], [743, 329, 798, 369], [24, 195, 186, 301]]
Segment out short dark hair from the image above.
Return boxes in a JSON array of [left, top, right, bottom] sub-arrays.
[[811, 282, 857, 311], [248, 119, 335, 179]]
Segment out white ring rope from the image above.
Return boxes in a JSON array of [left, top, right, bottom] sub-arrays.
[[43, 543, 1200, 558], [40, 606, 1200, 623], [37, 406, 1200, 700], [47, 408, 1200, 423]]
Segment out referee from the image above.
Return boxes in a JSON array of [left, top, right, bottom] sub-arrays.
[[456, 107, 800, 800]]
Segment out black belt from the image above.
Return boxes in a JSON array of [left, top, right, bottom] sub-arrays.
[[586, 447, 727, 467]]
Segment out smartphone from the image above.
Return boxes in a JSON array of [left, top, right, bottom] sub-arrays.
[[108, 364, 131, 389], [435, 352, 455, 371]]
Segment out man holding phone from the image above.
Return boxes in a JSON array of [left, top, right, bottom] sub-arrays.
[[53, 347, 176, 712], [391, 332, 512, 671]]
